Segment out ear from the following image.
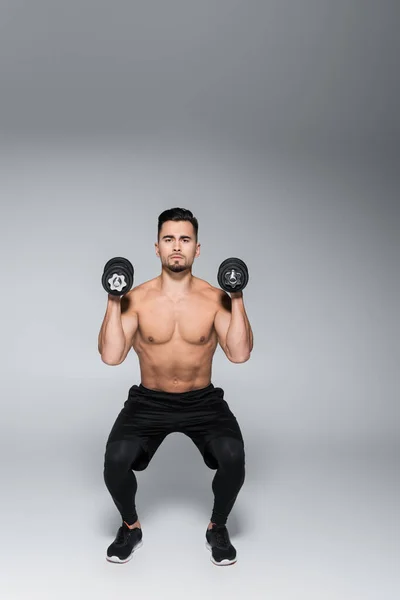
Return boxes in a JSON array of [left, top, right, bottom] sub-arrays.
[[155, 242, 160, 257], [195, 243, 201, 257]]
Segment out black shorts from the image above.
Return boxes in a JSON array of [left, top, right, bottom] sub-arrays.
[[105, 383, 244, 471]]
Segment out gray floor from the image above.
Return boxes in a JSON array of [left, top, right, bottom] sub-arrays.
[[1, 437, 398, 600]]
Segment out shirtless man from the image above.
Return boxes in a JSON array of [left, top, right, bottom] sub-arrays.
[[99, 208, 253, 566]]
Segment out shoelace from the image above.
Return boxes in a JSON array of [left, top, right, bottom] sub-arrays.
[[214, 526, 230, 547], [115, 525, 135, 545]]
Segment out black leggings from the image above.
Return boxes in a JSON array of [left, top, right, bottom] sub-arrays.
[[104, 383, 246, 526], [104, 435, 245, 526]]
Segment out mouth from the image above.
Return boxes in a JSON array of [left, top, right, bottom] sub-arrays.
[[171, 255, 183, 259]]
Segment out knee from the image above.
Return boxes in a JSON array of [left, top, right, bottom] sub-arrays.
[[104, 439, 143, 474], [209, 437, 245, 471]]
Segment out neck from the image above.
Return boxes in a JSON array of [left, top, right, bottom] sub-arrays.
[[159, 267, 194, 297]]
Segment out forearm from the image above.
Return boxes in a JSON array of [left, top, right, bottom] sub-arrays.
[[98, 297, 126, 364], [226, 292, 253, 362]]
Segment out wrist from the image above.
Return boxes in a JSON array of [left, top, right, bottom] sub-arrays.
[[230, 291, 243, 300], [108, 294, 122, 302]]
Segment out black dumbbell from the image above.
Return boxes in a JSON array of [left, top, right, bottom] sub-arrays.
[[217, 258, 249, 292], [102, 257, 134, 296]]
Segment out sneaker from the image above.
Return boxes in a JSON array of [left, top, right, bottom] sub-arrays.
[[205, 524, 237, 566], [106, 522, 143, 563]]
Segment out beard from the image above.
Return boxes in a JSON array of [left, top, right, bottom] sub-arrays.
[[167, 263, 188, 273], [166, 257, 189, 272]]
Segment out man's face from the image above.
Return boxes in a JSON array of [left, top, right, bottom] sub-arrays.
[[155, 221, 200, 273]]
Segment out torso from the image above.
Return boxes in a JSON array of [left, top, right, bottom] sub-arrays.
[[130, 276, 222, 393]]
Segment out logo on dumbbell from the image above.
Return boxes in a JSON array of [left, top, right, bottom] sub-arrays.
[[108, 273, 128, 292], [224, 269, 242, 288]]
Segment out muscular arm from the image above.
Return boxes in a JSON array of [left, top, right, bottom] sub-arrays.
[[98, 291, 139, 365], [214, 290, 253, 363]]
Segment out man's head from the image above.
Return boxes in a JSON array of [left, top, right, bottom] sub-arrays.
[[155, 208, 200, 273]]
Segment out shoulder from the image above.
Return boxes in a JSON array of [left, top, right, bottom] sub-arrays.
[[120, 280, 153, 313], [193, 277, 231, 312]]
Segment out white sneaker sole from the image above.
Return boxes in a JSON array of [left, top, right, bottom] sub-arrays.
[[205, 541, 237, 566], [106, 539, 143, 563]]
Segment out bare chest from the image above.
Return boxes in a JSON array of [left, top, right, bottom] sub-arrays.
[[136, 295, 217, 345]]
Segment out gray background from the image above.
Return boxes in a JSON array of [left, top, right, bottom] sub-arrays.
[[0, 1, 398, 599]]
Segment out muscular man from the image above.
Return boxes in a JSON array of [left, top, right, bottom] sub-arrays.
[[99, 208, 253, 566]]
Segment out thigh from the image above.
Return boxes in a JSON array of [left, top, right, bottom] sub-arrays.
[[105, 401, 168, 471], [181, 398, 244, 469]]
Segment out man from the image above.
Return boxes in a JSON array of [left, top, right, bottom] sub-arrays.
[[99, 208, 253, 566]]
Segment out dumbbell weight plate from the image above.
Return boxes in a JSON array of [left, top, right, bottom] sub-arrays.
[[102, 258, 134, 296], [218, 257, 249, 274], [103, 257, 134, 277], [102, 268, 133, 296], [218, 262, 246, 291], [218, 257, 249, 292], [103, 260, 133, 279]]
